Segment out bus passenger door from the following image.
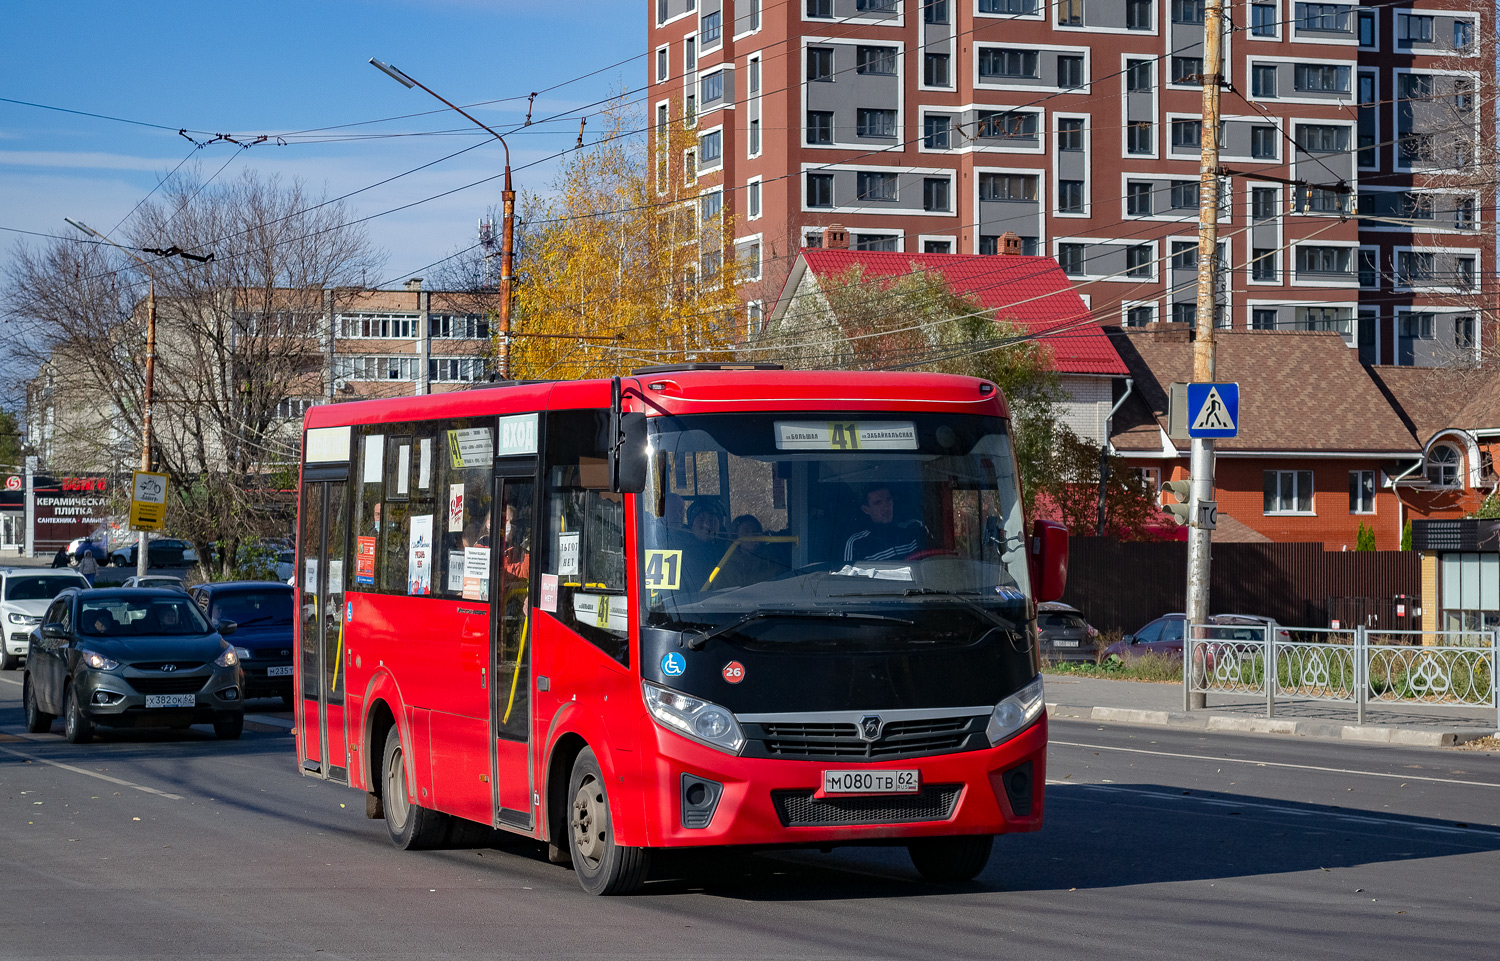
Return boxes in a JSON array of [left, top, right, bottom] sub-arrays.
[[491, 474, 535, 829], [298, 480, 350, 783]]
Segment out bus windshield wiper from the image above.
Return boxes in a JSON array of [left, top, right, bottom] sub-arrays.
[[686, 609, 914, 650], [833, 588, 1019, 632]]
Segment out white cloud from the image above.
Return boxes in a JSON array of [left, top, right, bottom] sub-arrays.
[[0, 150, 191, 172]]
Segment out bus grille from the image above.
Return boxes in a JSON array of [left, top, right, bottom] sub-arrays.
[[749, 715, 985, 761], [771, 785, 962, 827], [128, 675, 210, 695]]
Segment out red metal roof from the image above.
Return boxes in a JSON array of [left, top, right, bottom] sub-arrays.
[[798, 249, 1128, 376]]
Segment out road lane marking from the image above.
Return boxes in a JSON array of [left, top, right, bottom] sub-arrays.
[[0, 676, 21, 687], [0, 745, 184, 800], [1050, 739, 1500, 789]]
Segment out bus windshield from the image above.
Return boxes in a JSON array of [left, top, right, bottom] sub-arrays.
[[639, 412, 1031, 649]]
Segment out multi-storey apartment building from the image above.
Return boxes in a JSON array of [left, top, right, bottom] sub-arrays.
[[648, 0, 1493, 367]]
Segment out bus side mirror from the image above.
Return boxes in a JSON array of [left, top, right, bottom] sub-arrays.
[[612, 412, 648, 494], [1028, 519, 1068, 604]]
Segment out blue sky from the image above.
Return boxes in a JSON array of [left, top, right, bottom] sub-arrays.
[[0, 0, 644, 394]]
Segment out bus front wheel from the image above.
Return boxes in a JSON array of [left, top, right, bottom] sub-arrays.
[[567, 747, 649, 895], [382, 726, 449, 850], [908, 835, 993, 883]]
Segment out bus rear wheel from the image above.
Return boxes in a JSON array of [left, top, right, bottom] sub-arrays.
[[567, 747, 649, 895], [908, 835, 993, 883], [382, 726, 449, 850]]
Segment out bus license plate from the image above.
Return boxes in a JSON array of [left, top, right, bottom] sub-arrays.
[[145, 694, 195, 709], [267, 665, 294, 677], [822, 770, 919, 795]]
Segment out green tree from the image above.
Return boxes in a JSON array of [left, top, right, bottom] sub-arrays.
[[1401, 518, 1414, 551], [0, 409, 22, 471], [1470, 493, 1500, 520], [1032, 427, 1165, 539], [1355, 522, 1377, 551]]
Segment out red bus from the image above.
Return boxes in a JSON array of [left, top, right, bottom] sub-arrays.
[[294, 367, 1066, 894]]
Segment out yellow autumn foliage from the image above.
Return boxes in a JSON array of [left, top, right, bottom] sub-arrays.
[[511, 99, 745, 379]]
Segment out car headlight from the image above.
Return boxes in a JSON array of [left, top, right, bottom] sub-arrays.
[[8, 612, 37, 625], [642, 682, 745, 755], [234, 647, 252, 660], [80, 649, 120, 671], [215, 647, 239, 667], [985, 676, 1045, 746]]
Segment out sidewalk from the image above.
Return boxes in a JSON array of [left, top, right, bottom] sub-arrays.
[[1043, 673, 1500, 747]]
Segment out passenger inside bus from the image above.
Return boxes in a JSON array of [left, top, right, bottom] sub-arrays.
[[710, 514, 785, 589], [676, 497, 728, 592]]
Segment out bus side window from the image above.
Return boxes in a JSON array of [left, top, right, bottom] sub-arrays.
[[356, 429, 385, 592]]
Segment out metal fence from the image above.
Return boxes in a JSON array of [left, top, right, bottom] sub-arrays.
[[1186, 624, 1500, 728]]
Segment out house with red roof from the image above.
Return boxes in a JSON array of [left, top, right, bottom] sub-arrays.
[[761, 229, 1128, 446]]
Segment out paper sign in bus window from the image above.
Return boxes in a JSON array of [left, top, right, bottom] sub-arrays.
[[448, 484, 464, 532], [418, 438, 432, 490], [362, 435, 383, 483], [643, 550, 683, 590], [558, 532, 580, 576], [355, 536, 376, 585], [408, 514, 432, 596]]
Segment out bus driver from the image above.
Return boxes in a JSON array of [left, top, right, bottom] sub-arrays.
[[844, 485, 929, 562]]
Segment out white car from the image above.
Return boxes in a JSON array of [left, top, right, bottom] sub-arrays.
[[0, 568, 91, 670], [120, 575, 188, 592]]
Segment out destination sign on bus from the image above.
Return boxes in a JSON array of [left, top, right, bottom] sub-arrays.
[[774, 421, 917, 451]]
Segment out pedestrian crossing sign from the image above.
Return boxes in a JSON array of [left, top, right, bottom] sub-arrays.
[[1185, 383, 1239, 438]]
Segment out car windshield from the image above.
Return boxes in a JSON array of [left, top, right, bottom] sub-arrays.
[[638, 411, 1030, 648], [5, 575, 88, 601], [209, 589, 294, 627], [79, 596, 211, 637]]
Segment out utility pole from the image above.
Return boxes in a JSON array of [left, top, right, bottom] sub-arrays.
[[1185, 0, 1225, 711]]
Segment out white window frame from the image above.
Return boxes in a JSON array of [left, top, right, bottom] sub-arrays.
[[746, 176, 763, 220], [1264, 469, 1316, 516], [917, 234, 958, 254], [1349, 469, 1377, 514], [974, 42, 1091, 95], [696, 122, 725, 174]]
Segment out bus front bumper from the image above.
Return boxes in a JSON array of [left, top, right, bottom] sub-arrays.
[[636, 713, 1047, 848]]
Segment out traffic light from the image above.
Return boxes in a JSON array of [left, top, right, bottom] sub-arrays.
[[1162, 479, 1193, 526]]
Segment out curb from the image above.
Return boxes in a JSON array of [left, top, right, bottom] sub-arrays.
[[1047, 702, 1496, 748]]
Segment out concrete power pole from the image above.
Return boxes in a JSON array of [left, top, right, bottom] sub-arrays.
[[1185, 0, 1226, 712]]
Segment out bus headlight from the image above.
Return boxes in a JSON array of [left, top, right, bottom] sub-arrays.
[[642, 682, 746, 755], [985, 676, 1045, 746]]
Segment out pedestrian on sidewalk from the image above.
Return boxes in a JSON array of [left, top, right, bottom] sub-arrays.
[[76, 541, 100, 586]]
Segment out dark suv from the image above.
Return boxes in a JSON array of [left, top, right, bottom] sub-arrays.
[[189, 581, 295, 703]]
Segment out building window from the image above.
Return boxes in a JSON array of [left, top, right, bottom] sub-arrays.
[[1252, 249, 1277, 281], [1456, 256, 1476, 289], [806, 172, 834, 208], [1252, 187, 1277, 220], [1171, 119, 1201, 149], [1172, 57, 1203, 85], [1297, 124, 1349, 153], [1057, 243, 1086, 276], [1299, 3, 1351, 32], [924, 239, 953, 254], [1126, 121, 1153, 155], [1250, 125, 1277, 159], [1252, 308, 1278, 330], [1296, 246, 1351, 275], [1454, 20, 1474, 50], [1126, 245, 1153, 278], [851, 233, 899, 252], [1056, 0, 1082, 26], [1398, 14, 1433, 46], [1058, 180, 1085, 213], [685, 37, 696, 71], [1170, 181, 1199, 209], [1426, 444, 1461, 487], [1264, 470, 1314, 515], [923, 115, 951, 148], [923, 177, 950, 212], [686, 95, 696, 125], [1349, 471, 1375, 513], [1126, 0, 1153, 31], [854, 0, 898, 12], [1057, 118, 1084, 151], [1357, 9, 1375, 45], [1456, 316, 1475, 349], [1358, 310, 1376, 347], [1251, 64, 1278, 98], [1127, 181, 1153, 216], [856, 170, 898, 202], [1399, 311, 1435, 340], [1127, 305, 1155, 327], [975, 110, 1037, 138], [856, 108, 897, 138], [807, 110, 833, 144], [1057, 56, 1085, 89], [749, 119, 760, 155], [1171, 301, 1197, 324], [923, 0, 949, 23], [977, 173, 1038, 201], [806, 0, 833, 15], [701, 11, 722, 44], [1455, 198, 1475, 229], [1397, 251, 1435, 285], [1172, 0, 1204, 23], [1171, 242, 1196, 270], [1126, 60, 1152, 92], [657, 47, 669, 82], [700, 190, 723, 224], [924, 54, 950, 87], [807, 46, 834, 81], [1294, 64, 1351, 94], [978, 0, 1037, 11], [856, 45, 897, 76], [699, 130, 721, 164], [1358, 249, 1378, 288], [1251, 3, 1276, 35], [978, 48, 1039, 79], [700, 71, 723, 103]]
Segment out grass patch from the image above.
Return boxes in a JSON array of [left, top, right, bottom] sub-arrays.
[[1043, 651, 1183, 684]]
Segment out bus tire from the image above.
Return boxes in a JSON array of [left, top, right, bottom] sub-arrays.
[[908, 835, 993, 883], [382, 726, 449, 850], [567, 747, 649, 895]]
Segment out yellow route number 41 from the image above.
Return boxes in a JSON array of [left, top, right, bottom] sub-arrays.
[[644, 550, 683, 590]]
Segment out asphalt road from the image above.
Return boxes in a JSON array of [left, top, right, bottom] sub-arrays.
[[2, 673, 1498, 961]]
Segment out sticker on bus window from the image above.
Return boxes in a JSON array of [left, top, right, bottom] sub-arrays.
[[448, 484, 464, 532], [418, 438, 432, 490], [408, 515, 433, 596], [362, 434, 383, 483], [328, 560, 343, 594], [539, 573, 559, 612], [447, 551, 465, 592], [773, 421, 918, 451], [643, 550, 683, 590], [355, 536, 376, 585], [447, 428, 493, 469], [304, 558, 318, 593], [558, 532, 580, 576], [463, 546, 490, 601]]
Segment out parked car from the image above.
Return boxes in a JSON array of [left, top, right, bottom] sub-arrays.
[[0, 568, 92, 670], [189, 581, 294, 703], [110, 538, 198, 568], [121, 575, 188, 592], [22, 588, 244, 742], [1103, 613, 1290, 661], [1037, 601, 1099, 662]]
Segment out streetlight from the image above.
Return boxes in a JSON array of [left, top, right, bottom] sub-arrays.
[[65, 218, 212, 577], [370, 58, 516, 379]]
